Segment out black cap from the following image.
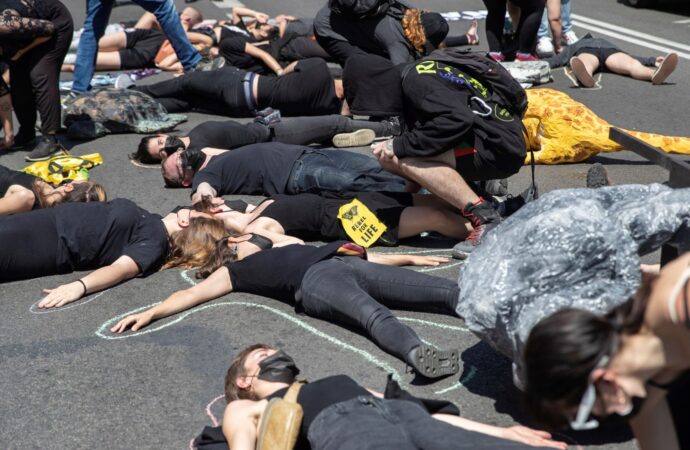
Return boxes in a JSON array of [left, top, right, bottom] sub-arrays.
[[421, 12, 449, 48]]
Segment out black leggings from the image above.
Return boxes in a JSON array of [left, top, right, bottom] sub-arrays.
[[133, 65, 248, 115], [483, 0, 545, 54], [300, 256, 459, 362], [10, 0, 73, 136]]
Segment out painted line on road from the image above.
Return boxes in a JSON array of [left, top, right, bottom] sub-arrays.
[[572, 14, 690, 52], [572, 15, 690, 60]]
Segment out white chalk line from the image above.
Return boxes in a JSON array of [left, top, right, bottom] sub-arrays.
[[434, 365, 478, 395], [29, 289, 111, 314]]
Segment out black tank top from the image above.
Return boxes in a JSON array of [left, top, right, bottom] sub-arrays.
[[267, 375, 370, 450]]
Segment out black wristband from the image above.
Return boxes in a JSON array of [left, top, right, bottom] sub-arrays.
[[77, 279, 87, 296]]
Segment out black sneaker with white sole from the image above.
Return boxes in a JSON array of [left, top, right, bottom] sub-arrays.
[[25, 136, 63, 161], [407, 344, 460, 379]]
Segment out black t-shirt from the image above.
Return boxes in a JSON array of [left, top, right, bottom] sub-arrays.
[[225, 241, 363, 303], [186, 121, 268, 154], [260, 192, 411, 245], [268, 375, 370, 450], [0, 164, 39, 209], [55, 198, 169, 275], [219, 35, 265, 73], [191, 142, 305, 196]]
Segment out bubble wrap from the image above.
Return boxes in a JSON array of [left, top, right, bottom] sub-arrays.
[[456, 184, 690, 387]]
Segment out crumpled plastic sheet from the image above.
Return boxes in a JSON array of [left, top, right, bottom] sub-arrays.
[[456, 184, 690, 387]]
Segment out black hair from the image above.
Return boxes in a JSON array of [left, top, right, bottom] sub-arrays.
[[131, 135, 160, 165], [522, 287, 651, 429]]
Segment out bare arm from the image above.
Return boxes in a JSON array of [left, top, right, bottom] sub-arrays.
[[231, 7, 268, 24], [0, 92, 14, 149], [38, 255, 140, 308], [134, 11, 158, 30], [0, 185, 35, 215], [367, 253, 449, 267], [244, 42, 283, 75], [223, 400, 268, 450], [631, 395, 680, 450], [433, 414, 567, 449], [191, 182, 217, 205], [111, 266, 233, 332]]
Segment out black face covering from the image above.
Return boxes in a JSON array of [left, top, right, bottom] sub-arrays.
[[164, 136, 185, 154], [257, 350, 300, 384], [594, 396, 646, 427], [180, 147, 206, 172], [248, 233, 273, 250]]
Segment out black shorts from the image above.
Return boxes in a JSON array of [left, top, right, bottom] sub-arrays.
[[453, 145, 524, 181], [118, 28, 166, 69], [574, 46, 624, 67]]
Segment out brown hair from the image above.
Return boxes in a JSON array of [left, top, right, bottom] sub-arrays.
[[31, 180, 107, 209], [224, 344, 277, 402], [162, 217, 228, 270], [195, 234, 239, 279], [401, 9, 428, 54]]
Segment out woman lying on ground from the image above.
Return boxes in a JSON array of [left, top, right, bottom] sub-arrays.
[[210, 344, 566, 449], [205, 191, 471, 246], [545, 34, 678, 88], [0, 164, 105, 215], [0, 199, 235, 308], [112, 234, 464, 379], [524, 251, 690, 450]]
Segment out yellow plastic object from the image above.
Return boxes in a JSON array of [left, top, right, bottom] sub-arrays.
[[524, 88, 690, 164], [23, 152, 103, 185], [337, 198, 388, 248]]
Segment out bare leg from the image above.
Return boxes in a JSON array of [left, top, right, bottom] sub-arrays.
[[94, 52, 122, 70], [398, 151, 480, 210], [569, 52, 599, 87], [398, 207, 471, 240], [97, 32, 127, 51], [604, 52, 655, 81]]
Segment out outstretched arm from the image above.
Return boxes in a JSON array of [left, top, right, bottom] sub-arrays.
[[111, 266, 233, 332], [231, 7, 268, 24], [367, 253, 449, 267], [432, 414, 567, 449], [39, 255, 140, 308]]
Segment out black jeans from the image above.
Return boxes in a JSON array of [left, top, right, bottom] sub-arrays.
[[286, 149, 407, 194], [272, 115, 389, 145], [300, 256, 459, 362], [133, 65, 247, 115], [10, 0, 73, 136], [308, 396, 540, 450], [483, 0, 545, 54]]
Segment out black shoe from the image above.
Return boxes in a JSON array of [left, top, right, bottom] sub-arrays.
[[407, 344, 460, 379], [586, 163, 610, 188], [496, 182, 539, 218], [374, 116, 402, 139], [452, 198, 502, 259], [25, 136, 63, 162], [483, 178, 509, 197], [10, 130, 36, 150]]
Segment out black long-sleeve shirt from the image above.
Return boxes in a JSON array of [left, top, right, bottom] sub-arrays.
[[392, 60, 525, 164]]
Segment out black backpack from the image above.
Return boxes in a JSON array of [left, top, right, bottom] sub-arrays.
[[416, 48, 528, 118]]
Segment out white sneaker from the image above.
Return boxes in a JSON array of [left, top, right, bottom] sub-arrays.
[[563, 30, 579, 46], [114, 74, 134, 89], [536, 37, 555, 57]]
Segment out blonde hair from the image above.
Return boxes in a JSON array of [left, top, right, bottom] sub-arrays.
[[401, 9, 428, 54], [162, 217, 228, 270]]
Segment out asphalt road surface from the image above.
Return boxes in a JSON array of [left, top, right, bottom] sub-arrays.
[[1, 0, 689, 448]]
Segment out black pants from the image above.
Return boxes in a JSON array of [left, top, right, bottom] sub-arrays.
[[10, 0, 73, 136], [300, 256, 459, 362], [483, 0, 545, 54], [133, 65, 247, 115], [272, 115, 389, 145]]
